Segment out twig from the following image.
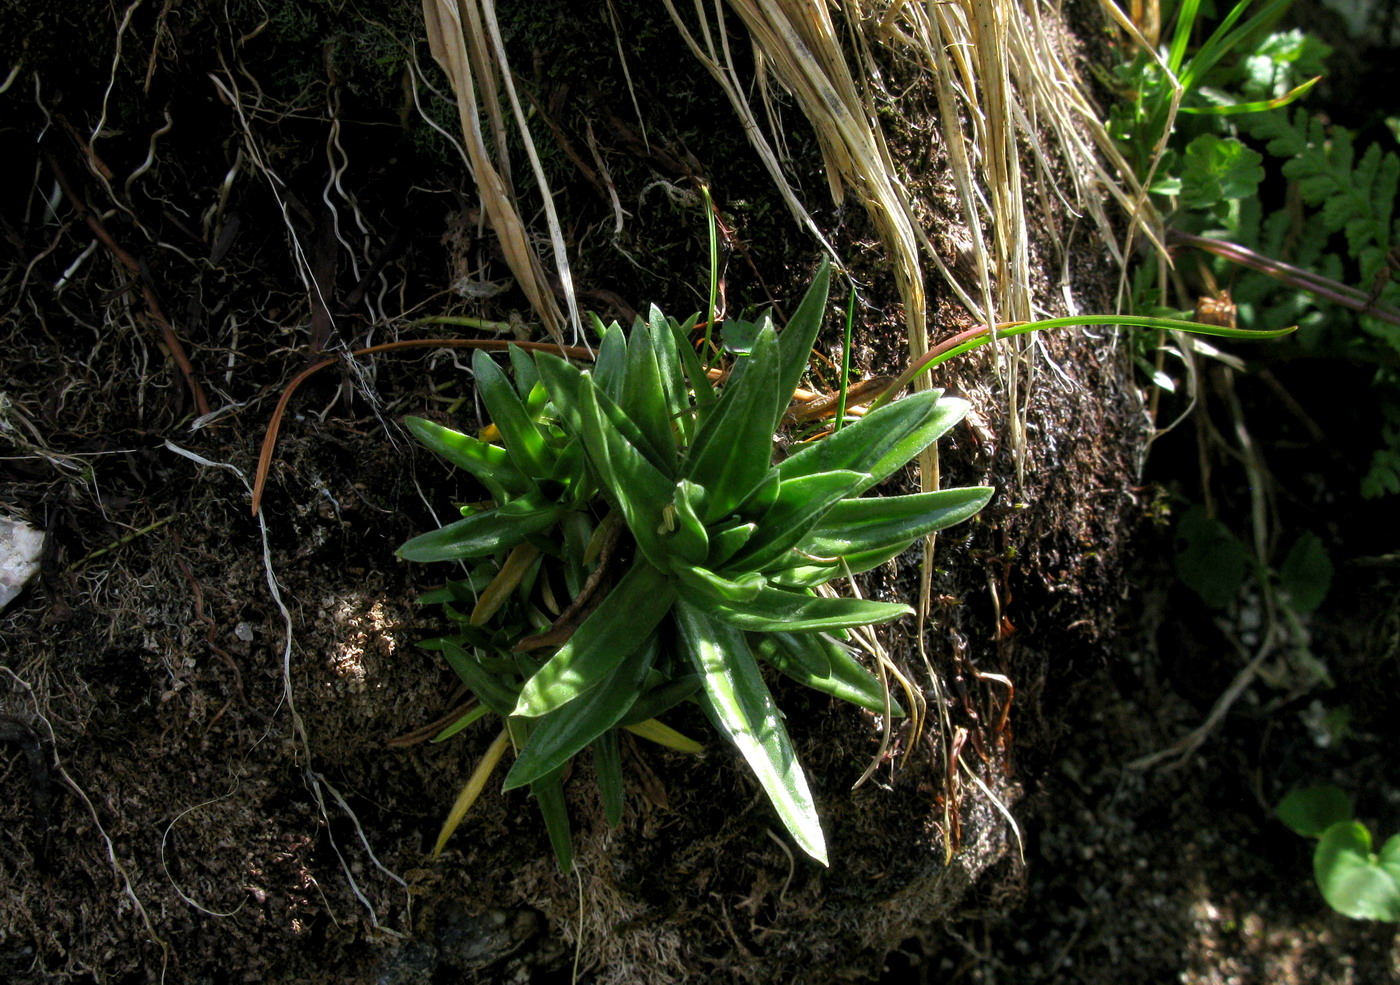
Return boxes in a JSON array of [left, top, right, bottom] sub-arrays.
[[1168, 227, 1400, 328], [42, 150, 211, 417]]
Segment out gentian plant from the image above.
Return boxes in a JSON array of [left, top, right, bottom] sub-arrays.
[[398, 260, 993, 867]]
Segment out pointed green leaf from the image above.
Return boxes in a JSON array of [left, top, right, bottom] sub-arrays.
[[705, 587, 912, 635], [707, 521, 757, 567], [503, 636, 658, 790], [507, 344, 542, 400], [530, 767, 574, 871], [706, 586, 912, 632], [622, 320, 676, 467], [753, 632, 902, 716], [592, 730, 625, 827], [767, 539, 916, 588], [674, 599, 827, 865], [404, 416, 531, 500], [515, 560, 675, 716], [671, 315, 715, 412], [575, 380, 677, 567], [685, 326, 782, 521], [666, 479, 710, 564], [773, 259, 831, 427], [671, 562, 766, 604], [800, 486, 993, 558], [777, 391, 967, 494], [438, 639, 520, 717], [725, 470, 868, 572], [593, 322, 628, 402], [473, 349, 553, 478], [648, 307, 691, 441], [618, 674, 702, 726], [397, 495, 563, 562]]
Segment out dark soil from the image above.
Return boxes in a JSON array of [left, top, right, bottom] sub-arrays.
[[2, 2, 1396, 984]]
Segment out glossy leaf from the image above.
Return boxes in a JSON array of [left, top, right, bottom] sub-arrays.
[[573, 379, 676, 568], [1315, 821, 1400, 921], [666, 479, 710, 565], [724, 470, 868, 572], [592, 322, 628, 403], [1277, 785, 1355, 838], [706, 520, 757, 567], [507, 344, 542, 399], [674, 599, 827, 864], [753, 632, 901, 716], [618, 674, 702, 726], [685, 326, 782, 521], [531, 767, 574, 871], [404, 416, 530, 500], [396, 495, 562, 562], [514, 560, 675, 717], [670, 316, 715, 411], [439, 639, 520, 717], [503, 636, 658, 790], [592, 730, 625, 827], [671, 562, 766, 604], [800, 486, 994, 558], [622, 319, 677, 467], [767, 539, 916, 588], [472, 349, 553, 479], [777, 390, 961, 492], [648, 306, 691, 441], [707, 586, 912, 633], [773, 258, 831, 428]]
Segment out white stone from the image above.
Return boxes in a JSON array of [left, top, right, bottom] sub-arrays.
[[0, 518, 45, 612]]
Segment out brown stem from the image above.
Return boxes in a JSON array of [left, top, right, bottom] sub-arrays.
[[1167, 227, 1400, 328], [43, 151, 212, 417]]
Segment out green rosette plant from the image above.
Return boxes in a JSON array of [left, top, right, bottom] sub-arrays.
[[398, 260, 993, 867]]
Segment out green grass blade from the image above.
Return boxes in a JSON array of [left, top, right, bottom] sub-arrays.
[[674, 599, 827, 865]]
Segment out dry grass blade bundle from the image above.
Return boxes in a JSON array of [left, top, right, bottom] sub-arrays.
[[671, 0, 1155, 489], [422, 0, 576, 344]]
